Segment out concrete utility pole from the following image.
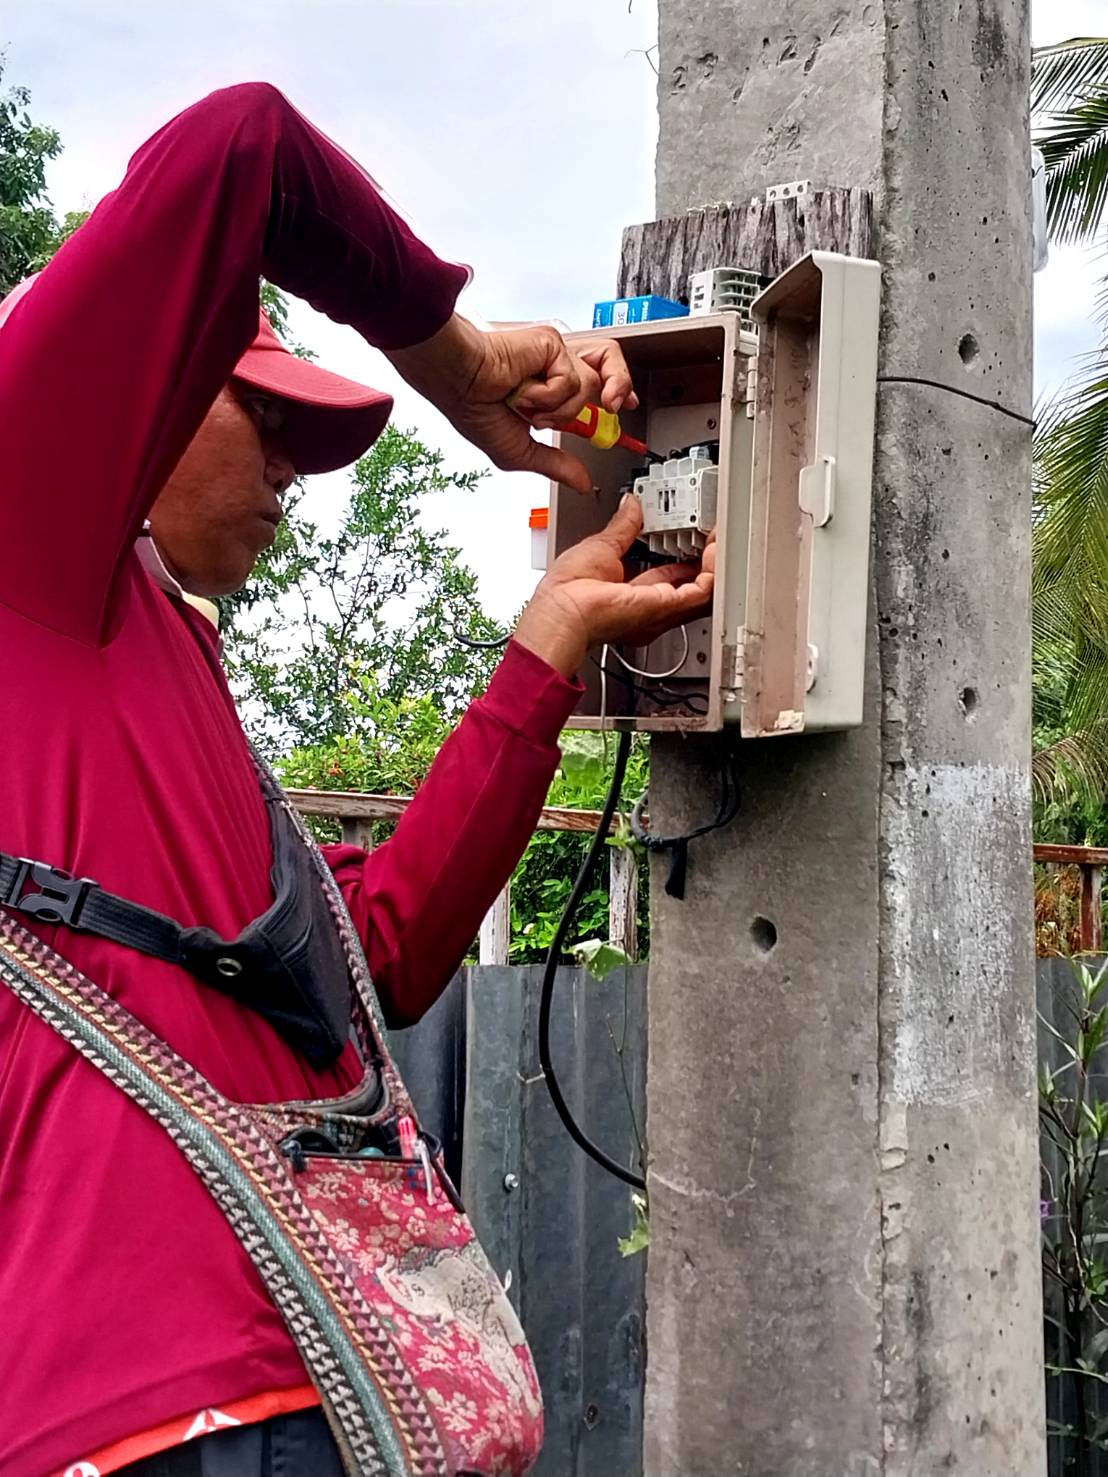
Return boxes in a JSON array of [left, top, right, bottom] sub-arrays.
[[641, 2, 1043, 1472]]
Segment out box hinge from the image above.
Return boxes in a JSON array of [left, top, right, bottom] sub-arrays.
[[721, 638, 745, 694], [766, 178, 810, 202], [724, 347, 744, 405]]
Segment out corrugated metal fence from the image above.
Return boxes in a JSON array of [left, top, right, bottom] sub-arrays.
[[1039, 953, 1108, 1477], [389, 964, 648, 1477]]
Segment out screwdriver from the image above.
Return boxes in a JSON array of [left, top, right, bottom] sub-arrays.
[[564, 402, 658, 458], [508, 378, 662, 461]]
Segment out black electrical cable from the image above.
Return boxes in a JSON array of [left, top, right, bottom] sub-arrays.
[[455, 628, 511, 650], [587, 652, 709, 716], [538, 728, 646, 1190], [540, 732, 741, 1185], [877, 374, 1037, 430], [655, 686, 711, 715]]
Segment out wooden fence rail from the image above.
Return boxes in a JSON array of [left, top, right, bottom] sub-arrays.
[[287, 788, 638, 966], [1034, 843, 1105, 953], [290, 792, 1107, 962]]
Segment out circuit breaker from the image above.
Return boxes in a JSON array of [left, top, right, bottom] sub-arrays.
[[544, 251, 882, 736], [633, 449, 718, 558]]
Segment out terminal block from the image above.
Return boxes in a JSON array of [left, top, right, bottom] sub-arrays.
[[633, 448, 718, 558], [688, 267, 763, 327]]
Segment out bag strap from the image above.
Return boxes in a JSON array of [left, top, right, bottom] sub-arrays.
[[0, 756, 449, 1470], [0, 910, 449, 1477], [246, 747, 414, 1117]]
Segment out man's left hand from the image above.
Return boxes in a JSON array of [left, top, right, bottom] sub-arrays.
[[513, 495, 715, 679]]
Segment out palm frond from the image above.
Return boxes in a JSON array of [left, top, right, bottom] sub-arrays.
[[1034, 375, 1108, 578], [1032, 578, 1108, 654], [1031, 43, 1108, 816], [1033, 584, 1108, 733], [1070, 653, 1108, 734], [1039, 91, 1108, 244], [1033, 727, 1108, 806], [1033, 354, 1108, 745], [1033, 37, 1108, 114]]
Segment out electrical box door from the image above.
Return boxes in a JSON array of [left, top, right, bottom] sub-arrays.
[[545, 251, 881, 736]]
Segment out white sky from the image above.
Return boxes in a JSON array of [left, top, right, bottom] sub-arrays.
[[4, 0, 1104, 621]]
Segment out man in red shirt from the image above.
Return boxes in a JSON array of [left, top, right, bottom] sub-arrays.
[[0, 85, 711, 1477]]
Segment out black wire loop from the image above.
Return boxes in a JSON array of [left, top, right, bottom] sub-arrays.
[[630, 754, 742, 901], [454, 627, 511, 651]]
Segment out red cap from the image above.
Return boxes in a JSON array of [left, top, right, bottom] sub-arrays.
[[0, 279, 393, 477], [232, 308, 393, 475]]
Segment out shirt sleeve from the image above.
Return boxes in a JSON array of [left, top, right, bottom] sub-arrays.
[[0, 82, 468, 646], [324, 641, 584, 1027]]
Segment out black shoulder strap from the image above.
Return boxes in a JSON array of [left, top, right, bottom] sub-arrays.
[[0, 851, 238, 978]]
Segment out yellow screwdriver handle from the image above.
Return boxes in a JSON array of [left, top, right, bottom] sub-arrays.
[[578, 404, 621, 450], [509, 379, 624, 450]]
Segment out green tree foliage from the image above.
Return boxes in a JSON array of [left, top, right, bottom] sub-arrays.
[[507, 733, 649, 965], [222, 424, 507, 753], [280, 721, 649, 965], [0, 55, 86, 296], [1040, 959, 1108, 1465], [259, 280, 317, 360]]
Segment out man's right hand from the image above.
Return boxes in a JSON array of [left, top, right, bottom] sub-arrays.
[[513, 495, 715, 679], [386, 314, 636, 493]]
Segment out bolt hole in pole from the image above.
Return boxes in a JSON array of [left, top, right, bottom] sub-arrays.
[[750, 915, 777, 953], [958, 332, 980, 367], [959, 685, 978, 718]]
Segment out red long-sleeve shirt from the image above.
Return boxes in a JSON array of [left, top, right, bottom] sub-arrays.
[[0, 84, 577, 1477]]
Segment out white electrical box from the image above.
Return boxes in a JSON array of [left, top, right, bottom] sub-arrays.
[[545, 251, 881, 736]]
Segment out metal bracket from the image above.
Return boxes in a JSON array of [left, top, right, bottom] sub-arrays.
[[766, 178, 811, 203], [721, 639, 745, 694], [723, 347, 744, 404]]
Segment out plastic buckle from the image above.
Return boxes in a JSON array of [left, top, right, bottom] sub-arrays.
[[4, 859, 97, 927]]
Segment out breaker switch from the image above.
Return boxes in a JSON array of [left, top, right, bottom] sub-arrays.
[[632, 449, 718, 558]]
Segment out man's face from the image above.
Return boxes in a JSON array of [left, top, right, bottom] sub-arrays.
[[147, 383, 295, 597]]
